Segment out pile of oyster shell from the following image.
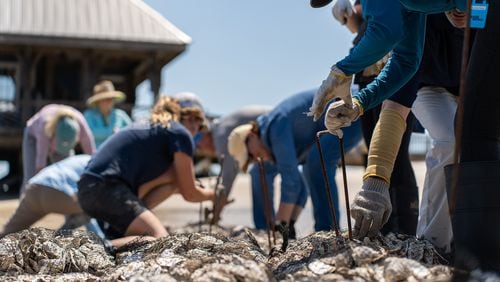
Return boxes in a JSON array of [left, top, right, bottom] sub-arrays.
[[0, 225, 457, 281]]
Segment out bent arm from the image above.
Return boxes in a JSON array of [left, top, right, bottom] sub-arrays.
[[269, 119, 303, 205], [174, 152, 214, 202], [336, 0, 405, 75], [353, 11, 426, 111], [77, 112, 96, 153]]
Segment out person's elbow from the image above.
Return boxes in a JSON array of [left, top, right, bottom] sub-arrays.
[[369, 21, 404, 48], [392, 50, 422, 78]]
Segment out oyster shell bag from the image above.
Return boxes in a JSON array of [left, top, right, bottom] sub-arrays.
[[445, 161, 500, 273]]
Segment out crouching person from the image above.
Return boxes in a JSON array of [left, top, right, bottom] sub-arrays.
[[77, 97, 214, 248], [0, 155, 103, 238]]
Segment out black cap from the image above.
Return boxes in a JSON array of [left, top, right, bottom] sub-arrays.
[[310, 0, 333, 8]]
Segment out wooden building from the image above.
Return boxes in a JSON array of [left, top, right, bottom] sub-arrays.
[[0, 0, 191, 189]]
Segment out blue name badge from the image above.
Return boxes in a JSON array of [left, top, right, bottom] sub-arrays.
[[470, 0, 488, 29]]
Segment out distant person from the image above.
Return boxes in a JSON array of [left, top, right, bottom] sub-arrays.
[[196, 105, 272, 222], [228, 90, 362, 236], [172, 92, 207, 138], [84, 80, 132, 148], [1, 155, 103, 238], [78, 96, 214, 248], [22, 104, 95, 194]]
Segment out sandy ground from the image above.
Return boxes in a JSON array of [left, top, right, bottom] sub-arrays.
[[0, 161, 426, 237]]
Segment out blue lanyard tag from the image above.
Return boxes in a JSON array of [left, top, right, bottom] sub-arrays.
[[470, 0, 488, 29]]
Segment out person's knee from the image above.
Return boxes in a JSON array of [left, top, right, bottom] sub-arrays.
[[125, 210, 167, 238]]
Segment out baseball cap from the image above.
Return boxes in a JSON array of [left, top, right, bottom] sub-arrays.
[[54, 116, 79, 156], [310, 0, 333, 8], [227, 124, 253, 172]]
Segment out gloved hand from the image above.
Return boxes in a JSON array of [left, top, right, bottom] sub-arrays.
[[332, 0, 353, 25], [308, 65, 353, 121], [351, 177, 392, 238], [324, 98, 362, 138]]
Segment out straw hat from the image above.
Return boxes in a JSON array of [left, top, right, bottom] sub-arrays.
[[86, 80, 126, 106], [227, 124, 253, 172]]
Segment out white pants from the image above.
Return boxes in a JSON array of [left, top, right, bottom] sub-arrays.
[[412, 86, 457, 252]]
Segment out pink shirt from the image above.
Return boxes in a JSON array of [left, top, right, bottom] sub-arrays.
[[27, 104, 96, 170]]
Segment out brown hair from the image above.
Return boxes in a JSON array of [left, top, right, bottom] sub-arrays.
[[150, 96, 181, 127]]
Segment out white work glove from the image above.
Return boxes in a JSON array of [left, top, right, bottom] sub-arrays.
[[351, 177, 392, 239], [332, 0, 353, 25], [324, 99, 361, 138], [309, 65, 353, 121]]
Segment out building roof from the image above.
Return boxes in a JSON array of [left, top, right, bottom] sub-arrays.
[[0, 0, 191, 50]]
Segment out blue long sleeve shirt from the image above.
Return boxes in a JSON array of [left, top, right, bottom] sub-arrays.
[[336, 0, 465, 111], [257, 90, 327, 204]]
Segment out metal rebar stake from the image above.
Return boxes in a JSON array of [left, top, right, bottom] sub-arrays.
[[198, 203, 203, 232], [316, 130, 341, 237], [338, 137, 353, 240], [209, 155, 225, 234], [257, 157, 276, 249]]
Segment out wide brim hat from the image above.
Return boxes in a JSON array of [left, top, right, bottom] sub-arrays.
[[310, 0, 333, 8], [86, 80, 126, 106], [227, 124, 253, 172]]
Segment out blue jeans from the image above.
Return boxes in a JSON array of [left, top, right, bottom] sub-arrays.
[[250, 120, 362, 230], [249, 161, 309, 229]]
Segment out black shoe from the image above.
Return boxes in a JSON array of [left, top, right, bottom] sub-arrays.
[[275, 221, 289, 252]]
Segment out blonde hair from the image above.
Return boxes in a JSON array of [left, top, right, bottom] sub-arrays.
[[44, 109, 78, 138], [150, 96, 181, 127]]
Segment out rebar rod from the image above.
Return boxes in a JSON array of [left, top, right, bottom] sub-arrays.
[[257, 157, 276, 249], [339, 137, 353, 240], [316, 130, 341, 237], [209, 154, 225, 234], [449, 0, 472, 217]]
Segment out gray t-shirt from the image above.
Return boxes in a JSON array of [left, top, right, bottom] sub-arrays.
[[212, 105, 271, 194]]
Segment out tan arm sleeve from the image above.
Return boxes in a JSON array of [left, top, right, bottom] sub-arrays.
[[363, 108, 406, 183]]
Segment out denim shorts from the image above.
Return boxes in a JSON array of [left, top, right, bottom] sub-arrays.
[[77, 174, 147, 238]]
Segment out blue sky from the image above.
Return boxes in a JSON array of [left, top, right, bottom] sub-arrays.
[[143, 0, 354, 115]]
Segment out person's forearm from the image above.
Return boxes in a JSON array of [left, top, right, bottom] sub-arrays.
[[363, 101, 410, 182], [181, 187, 213, 202]]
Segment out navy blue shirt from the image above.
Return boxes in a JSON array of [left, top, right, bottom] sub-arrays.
[[419, 13, 464, 95], [85, 121, 194, 192]]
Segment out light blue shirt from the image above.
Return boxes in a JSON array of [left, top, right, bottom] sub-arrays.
[[83, 108, 132, 148], [29, 154, 91, 196]]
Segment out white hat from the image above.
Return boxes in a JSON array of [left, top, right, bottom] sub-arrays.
[[227, 124, 253, 172]]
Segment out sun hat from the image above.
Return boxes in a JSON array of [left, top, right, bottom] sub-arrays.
[[310, 0, 333, 8], [227, 124, 253, 172], [86, 80, 126, 106], [54, 116, 79, 155]]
